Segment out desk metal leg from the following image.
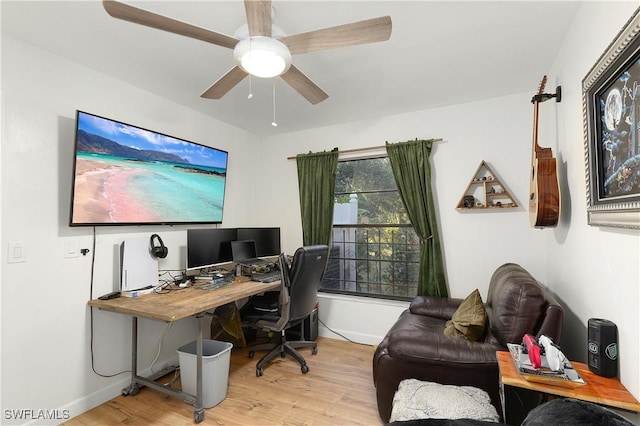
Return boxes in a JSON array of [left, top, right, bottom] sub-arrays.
[[501, 383, 547, 425], [120, 315, 206, 424], [194, 314, 205, 423], [122, 317, 140, 396]]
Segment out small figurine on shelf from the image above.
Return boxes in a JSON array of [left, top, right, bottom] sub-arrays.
[[463, 195, 475, 208]]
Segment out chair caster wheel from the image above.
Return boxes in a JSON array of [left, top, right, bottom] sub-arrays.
[[256, 367, 264, 377], [194, 410, 204, 423], [301, 364, 309, 374], [248, 351, 254, 359], [311, 347, 318, 355]]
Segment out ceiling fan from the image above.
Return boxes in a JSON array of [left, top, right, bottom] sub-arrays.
[[102, 0, 392, 104]]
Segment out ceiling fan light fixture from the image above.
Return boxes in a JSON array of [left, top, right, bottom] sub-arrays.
[[234, 36, 292, 78]]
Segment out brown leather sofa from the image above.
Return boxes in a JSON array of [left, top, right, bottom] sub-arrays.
[[372, 263, 564, 422]]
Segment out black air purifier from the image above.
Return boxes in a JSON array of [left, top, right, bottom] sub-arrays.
[[286, 305, 318, 341], [304, 306, 319, 341], [587, 318, 618, 378]]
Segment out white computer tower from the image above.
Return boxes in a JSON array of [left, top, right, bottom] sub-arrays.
[[120, 237, 159, 291]]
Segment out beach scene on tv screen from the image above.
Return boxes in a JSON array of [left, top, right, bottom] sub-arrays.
[[72, 112, 228, 224]]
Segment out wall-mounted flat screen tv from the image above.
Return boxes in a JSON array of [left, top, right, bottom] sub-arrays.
[[69, 111, 228, 226]]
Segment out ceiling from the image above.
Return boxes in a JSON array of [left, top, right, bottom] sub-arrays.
[[1, 1, 582, 137]]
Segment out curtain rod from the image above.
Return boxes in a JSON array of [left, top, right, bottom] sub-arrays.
[[286, 138, 443, 160]]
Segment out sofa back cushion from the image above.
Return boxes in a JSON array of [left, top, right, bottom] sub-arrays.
[[485, 263, 547, 346]]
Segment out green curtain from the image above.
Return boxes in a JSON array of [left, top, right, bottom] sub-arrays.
[[296, 148, 339, 246], [386, 138, 448, 297]]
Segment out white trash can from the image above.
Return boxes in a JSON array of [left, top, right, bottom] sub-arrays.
[[177, 339, 233, 408]]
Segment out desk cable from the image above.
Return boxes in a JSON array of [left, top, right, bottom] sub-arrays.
[[149, 322, 173, 373], [88, 227, 130, 378], [317, 317, 374, 347], [155, 270, 191, 294]]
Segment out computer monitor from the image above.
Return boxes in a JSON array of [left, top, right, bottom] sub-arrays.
[[231, 240, 257, 262], [186, 228, 237, 271], [237, 227, 281, 257]]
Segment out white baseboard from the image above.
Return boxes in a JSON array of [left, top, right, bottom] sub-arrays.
[[28, 356, 180, 426], [318, 325, 382, 346]]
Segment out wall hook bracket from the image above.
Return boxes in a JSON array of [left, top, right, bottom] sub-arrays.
[[532, 86, 562, 103]]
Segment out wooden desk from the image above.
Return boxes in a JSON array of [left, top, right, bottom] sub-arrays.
[[497, 350, 640, 424], [88, 279, 280, 423]]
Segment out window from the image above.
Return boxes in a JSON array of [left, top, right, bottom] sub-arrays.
[[320, 157, 419, 300]]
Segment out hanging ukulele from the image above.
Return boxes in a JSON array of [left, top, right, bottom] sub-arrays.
[[529, 76, 561, 228]]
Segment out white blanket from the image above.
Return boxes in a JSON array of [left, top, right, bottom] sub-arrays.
[[390, 379, 500, 422]]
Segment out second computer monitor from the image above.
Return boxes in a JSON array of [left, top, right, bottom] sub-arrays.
[[237, 227, 281, 257], [186, 227, 281, 270], [231, 239, 257, 262]]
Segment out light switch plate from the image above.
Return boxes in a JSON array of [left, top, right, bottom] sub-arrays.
[[64, 239, 79, 258], [8, 241, 26, 263]]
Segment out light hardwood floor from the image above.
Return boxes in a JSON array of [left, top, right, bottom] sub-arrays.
[[63, 337, 383, 425]]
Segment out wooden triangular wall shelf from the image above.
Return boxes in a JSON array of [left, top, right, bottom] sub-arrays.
[[456, 161, 518, 210]]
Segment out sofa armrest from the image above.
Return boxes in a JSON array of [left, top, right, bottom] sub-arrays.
[[536, 300, 564, 343], [387, 329, 504, 366], [409, 296, 464, 319]]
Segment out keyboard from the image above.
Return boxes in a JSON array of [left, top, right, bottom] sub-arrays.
[[252, 271, 281, 283]]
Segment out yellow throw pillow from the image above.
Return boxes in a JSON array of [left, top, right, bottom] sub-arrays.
[[443, 289, 486, 341]]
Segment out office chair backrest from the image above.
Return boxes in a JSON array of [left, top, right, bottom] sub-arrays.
[[252, 252, 292, 333], [277, 252, 290, 306], [288, 245, 328, 323]]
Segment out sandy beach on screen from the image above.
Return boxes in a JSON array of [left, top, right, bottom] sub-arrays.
[[72, 159, 157, 223]]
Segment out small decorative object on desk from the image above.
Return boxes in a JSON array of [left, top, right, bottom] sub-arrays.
[[507, 339, 585, 388]]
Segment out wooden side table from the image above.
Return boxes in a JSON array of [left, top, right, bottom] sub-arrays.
[[497, 351, 640, 425]]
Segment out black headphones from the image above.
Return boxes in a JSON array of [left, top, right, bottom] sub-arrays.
[[150, 234, 168, 259]]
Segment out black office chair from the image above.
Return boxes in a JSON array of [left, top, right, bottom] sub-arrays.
[[241, 245, 328, 376]]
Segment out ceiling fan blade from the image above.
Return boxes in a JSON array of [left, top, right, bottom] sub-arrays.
[[244, 0, 272, 37], [102, 0, 238, 49], [200, 66, 248, 99], [280, 16, 392, 55], [280, 65, 328, 105]]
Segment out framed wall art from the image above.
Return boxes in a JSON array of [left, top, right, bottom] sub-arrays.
[[582, 7, 640, 229]]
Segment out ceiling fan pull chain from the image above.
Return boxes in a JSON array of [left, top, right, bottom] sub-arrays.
[[247, 37, 254, 99], [271, 79, 278, 127]]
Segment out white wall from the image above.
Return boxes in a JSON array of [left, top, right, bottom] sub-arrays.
[[259, 93, 551, 342], [544, 0, 640, 411], [259, 2, 640, 421], [2, 1, 640, 424], [0, 36, 259, 424]]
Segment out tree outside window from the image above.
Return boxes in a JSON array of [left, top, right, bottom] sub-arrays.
[[320, 157, 419, 300]]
